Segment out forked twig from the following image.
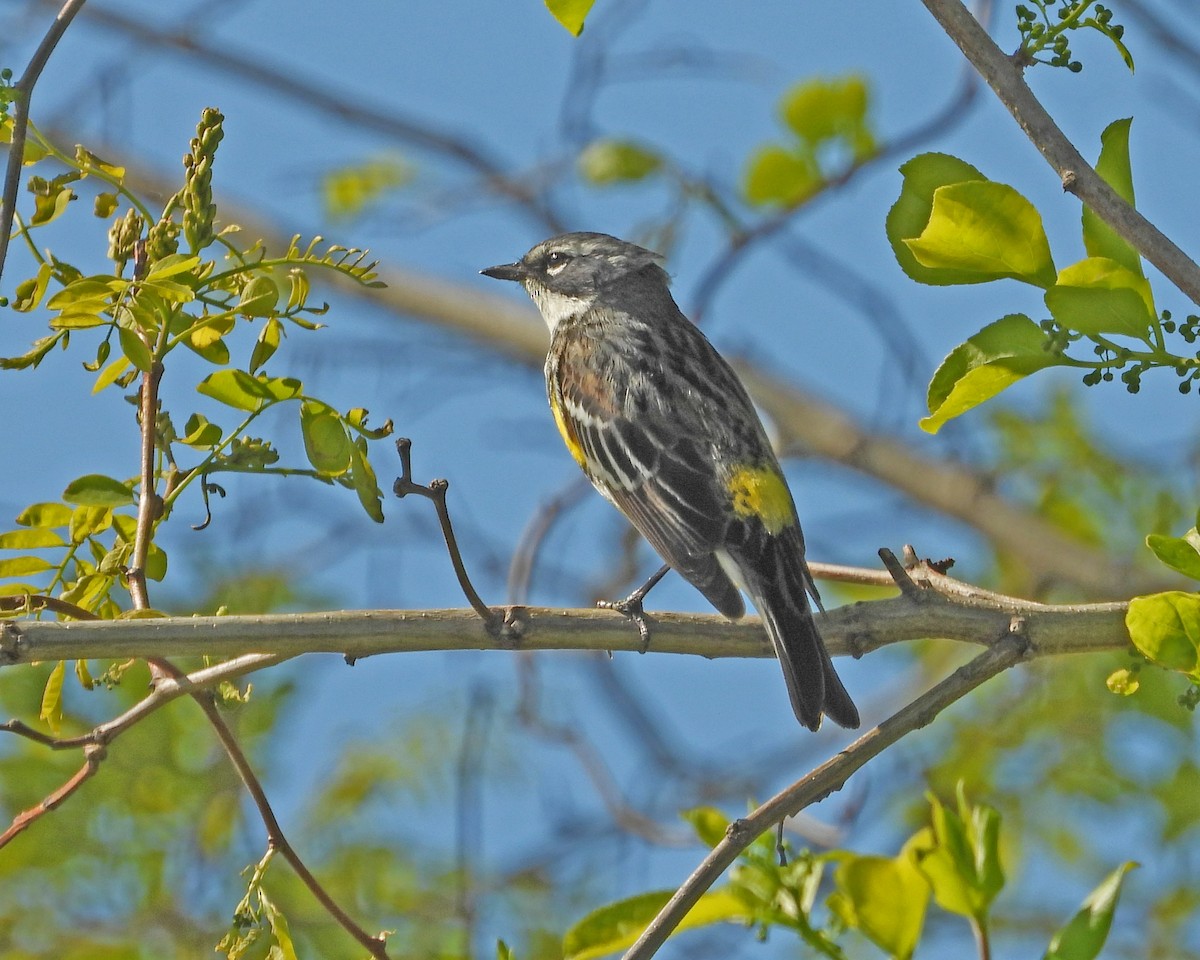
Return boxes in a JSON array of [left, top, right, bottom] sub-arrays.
[[392, 438, 500, 630]]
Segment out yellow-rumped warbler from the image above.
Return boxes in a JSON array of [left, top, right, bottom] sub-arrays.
[[482, 232, 859, 731]]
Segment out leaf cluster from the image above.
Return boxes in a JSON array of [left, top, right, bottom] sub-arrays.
[[560, 790, 1135, 960], [888, 119, 1200, 434]]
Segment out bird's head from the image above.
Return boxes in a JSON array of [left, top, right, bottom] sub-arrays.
[[481, 232, 667, 332]]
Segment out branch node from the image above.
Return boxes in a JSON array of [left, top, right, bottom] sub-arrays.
[[1007, 614, 1032, 656], [498, 605, 528, 646], [1060, 169, 1078, 193], [0, 621, 21, 664], [879, 547, 924, 600]]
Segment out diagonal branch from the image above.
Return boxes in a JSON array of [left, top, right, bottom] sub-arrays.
[[621, 632, 1029, 960], [918, 0, 1200, 305], [0, 0, 89, 283]]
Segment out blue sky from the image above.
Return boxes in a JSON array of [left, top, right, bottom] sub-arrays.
[[3, 0, 1200, 954]]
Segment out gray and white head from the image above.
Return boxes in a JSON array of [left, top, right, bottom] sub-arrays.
[[481, 232, 670, 332]]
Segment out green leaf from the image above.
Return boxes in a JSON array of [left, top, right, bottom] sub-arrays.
[[181, 412, 224, 448], [322, 156, 412, 220], [118, 326, 153, 372], [145, 542, 168, 582], [144, 253, 201, 281], [237, 276, 281, 318], [1044, 257, 1154, 339], [40, 661, 66, 734], [30, 186, 75, 226], [0, 528, 65, 549], [829, 839, 930, 960], [75, 147, 126, 182], [249, 317, 283, 373], [197, 369, 298, 412], [69, 505, 114, 544], [92, 354, 131, 394], [75, 658, 94, 690], [15, 502, 73, 528], [681, 806, 730, 848], [888, 152, 989, 285], [921, 314, 1061, 434], [1082, 119, 1140, 275], [62, 474, 134, 508], [47, 276, 122, 311], [299, 401, 353, 477], [545, 0, 595, 36], [904, 180, 1057, 287], [1105, 667, 1140, 695], [781, 75, 874, 159], [94, 192, 119, 218], [0, 556, 54, 577], [743, 145, 819, 207], [578, 139, 663, 185], [1126, 592, 1200, 681], [1146, 529, 1200, 581], [563, 889, 747, 960], [11, 261, 54, 312], [1043, 862, 1138, 960], [348, 438, 385, 523], [914, 786, 1004, 921]]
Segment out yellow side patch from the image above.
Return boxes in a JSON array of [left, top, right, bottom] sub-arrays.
[[551, 398, 589, 469], [727, 464, 797, 534]]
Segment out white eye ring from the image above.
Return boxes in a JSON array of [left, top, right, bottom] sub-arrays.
[[545, 251, 571, 275]]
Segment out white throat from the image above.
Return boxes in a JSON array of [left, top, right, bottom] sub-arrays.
[[527, 282, 592, 332]]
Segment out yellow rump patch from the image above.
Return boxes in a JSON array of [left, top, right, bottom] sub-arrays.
[[551, 398, 588, 469], [726, 464, 797, 534]]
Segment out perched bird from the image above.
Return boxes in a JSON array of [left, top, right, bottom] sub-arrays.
[[481, 232, 858, 731]]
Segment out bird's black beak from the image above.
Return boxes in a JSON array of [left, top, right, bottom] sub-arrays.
[[480, 261, 525, 282]]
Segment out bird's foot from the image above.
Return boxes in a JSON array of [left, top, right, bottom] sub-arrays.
[[597, 591, 654, 652]]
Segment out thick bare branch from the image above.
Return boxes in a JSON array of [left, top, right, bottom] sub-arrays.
[[0, 575, 1130, 666]]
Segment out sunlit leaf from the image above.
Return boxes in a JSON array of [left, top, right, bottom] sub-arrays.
[[545, 0, 596, 36], [15, 502, 73, 529], [299, 401, 352, 477], [62, 474, 134, 507], [829, 838, 930, 960], [921, 314, 1061, 433], [578, 139, 663, 185], [563, 889, 747, 960], [1043, 862, 1138, 960], [1126, 592, 1200, 681], [904, 180, 1057, 287], [743, 145, 819, 207], [888, 152, 989, 285], [1082, 119, 1140, 275], [0, 528, 65, 549], [1146, 529, 1200, 581], [0, 556, 54, 577], [1044, 257, 1154, 339], [40, 661, 66, 734]]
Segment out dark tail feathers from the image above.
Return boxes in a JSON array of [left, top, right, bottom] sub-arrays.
[[749, 551, 859, 731]]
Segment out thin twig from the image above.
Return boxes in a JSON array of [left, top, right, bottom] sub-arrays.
[[392, 438, 501, 630], [176, 667, 392, 960], [919, 0, 1200, 305], [0, 0, 89, 284], [0, 744, 105, 849], [127, 360, 163, 612], [621, 634, 1028, 960]]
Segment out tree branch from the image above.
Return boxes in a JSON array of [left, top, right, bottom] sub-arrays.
[[918, 0, 1200, 305], [621, 633, 1028, 960], [0, 565, 1132, 666], [0, 0, 89, 283]]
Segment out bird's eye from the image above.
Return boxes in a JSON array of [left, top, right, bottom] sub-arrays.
[[545, 251, 572, 273]]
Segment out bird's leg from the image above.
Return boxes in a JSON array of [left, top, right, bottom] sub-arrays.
[[597, 563, 670, 652]]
